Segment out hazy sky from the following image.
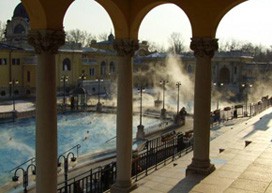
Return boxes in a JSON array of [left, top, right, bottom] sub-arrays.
[[1, 0, 272, 49]]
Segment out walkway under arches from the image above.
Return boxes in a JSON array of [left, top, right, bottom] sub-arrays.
[[20, 0, 247, 192]]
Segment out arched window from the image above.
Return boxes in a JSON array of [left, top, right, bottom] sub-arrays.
[[14, 24, 25, 34], [89, 68, 95, 76], [109, 62, 115, 73], [100, 61, 106, 76], [63, 58, 71, 71], [26, 90, 31, 95], [0, 91, 6, 96], [27, 71, 31, 82], [14, 90, 19, 95], [219, 67, 230, 84]]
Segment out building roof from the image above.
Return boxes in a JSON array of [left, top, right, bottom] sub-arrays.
[[82, 47, 116, 55], [0, 43, 23, 50], [215, 50, 253, 58], [13, 3, 29, 20]]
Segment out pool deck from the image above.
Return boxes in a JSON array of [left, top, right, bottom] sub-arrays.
[[2, 104, 272, 193], [130, 107, 272, 193]]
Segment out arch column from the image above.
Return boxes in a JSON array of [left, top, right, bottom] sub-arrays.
[[28, 30, 65, 193], [186, 37, 218, 175], [111, 39, 139, 193]]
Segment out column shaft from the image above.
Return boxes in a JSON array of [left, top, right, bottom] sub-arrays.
[[193, 56, 212, 161], [111, 39, 139, 193], [116, 56, 133, 184], [28, 30, 65, 193], [186, 37, 218, 175], [36, 53, 57, 193]]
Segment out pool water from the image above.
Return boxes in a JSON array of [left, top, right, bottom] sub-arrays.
[[0, 112, 159, 186]]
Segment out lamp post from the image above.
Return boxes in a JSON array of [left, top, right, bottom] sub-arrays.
[[9, 79, 19, 121], [60, 75, 69, 108], [136, 84, 145, 140], [78, 73, 86, 83], [213, 82, 224, 110], [96, 77, 103, 112], [241, 83, 253, 116], [176, 82, 181, 115], [78, 73, 87, 108], [57, 152, 77, 193], [12, 164, 36, 193], [160, 79, 168, 118]]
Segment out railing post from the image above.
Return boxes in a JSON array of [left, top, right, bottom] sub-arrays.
[[145, 140, 149, 176], [155, 138, 158, 170], [172, 136, 175, 161]]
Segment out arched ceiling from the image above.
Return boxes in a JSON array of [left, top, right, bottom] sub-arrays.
[[22, 0, 247, 39], [22, 0, 73, 30]]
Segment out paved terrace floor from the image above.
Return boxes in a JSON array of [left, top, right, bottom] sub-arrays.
[[131, 107, 272, 193]]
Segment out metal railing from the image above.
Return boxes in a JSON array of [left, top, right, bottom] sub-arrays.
[[210, 96, 272, 126], [57, 162, 117, 193], [57, 133, 192, 193], [59, 144, 81, 158]]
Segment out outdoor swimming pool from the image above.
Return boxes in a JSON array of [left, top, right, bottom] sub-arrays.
[[0, 112, 160, 186]]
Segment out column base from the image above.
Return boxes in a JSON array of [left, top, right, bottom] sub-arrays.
[[136, 124, 145, 140], [186, 158, 215, 176], [96, 102, 102, 112], [160, 108, 166, 119], [110, 180, 137, 193]]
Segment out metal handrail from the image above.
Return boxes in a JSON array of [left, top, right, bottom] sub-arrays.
[[9, 157, 36, 173], [57, 133, 192, 193], [58, 144, 81, 157]]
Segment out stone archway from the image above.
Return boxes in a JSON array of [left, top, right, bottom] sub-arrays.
[[19, 1, 248, 193]]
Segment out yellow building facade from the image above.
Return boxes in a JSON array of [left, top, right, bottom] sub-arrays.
[[0, 2, 121, 99]]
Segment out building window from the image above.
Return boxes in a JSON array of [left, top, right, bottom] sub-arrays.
[[0, 58, 7, 65], [109, 62, 115, 73], [0, 91, 5, 96], [14, 90, 19, 95], [12, 58, 20, 65], [219, 67, 230, 84], [62, 58, 71, 71], [27, 71, 31, 82], [26, 90, 31, 95], [14, 24, 26, 34], [234, 66, 237, 74], [100, 61, 106, 76], [89, 68, 95, 76]]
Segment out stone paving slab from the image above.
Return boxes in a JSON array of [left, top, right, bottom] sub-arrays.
[[131, 107, 272, 193]]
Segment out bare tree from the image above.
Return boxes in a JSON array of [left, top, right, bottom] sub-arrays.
[[66, 29, 96, 47], [219, 39, 272, 62], [85, 33, 97, 46], [147, 41, 166, 53], [168, 32, 185, 54], [97, 33, 108, 41], [219, 39, 241, 51], [0, 21, 6, 41]]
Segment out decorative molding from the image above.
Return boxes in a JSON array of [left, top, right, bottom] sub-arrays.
[[190, 37, 218, 58], [113, 39, 139, 57], [28, 30, 65, 54]]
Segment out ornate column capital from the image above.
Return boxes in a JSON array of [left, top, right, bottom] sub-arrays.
[[190, 37, 218, 58], [28, 30, 65, 54], [113, 39, 139, 57]]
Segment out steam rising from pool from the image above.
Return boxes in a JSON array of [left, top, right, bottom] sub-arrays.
[[0, 112, 159, 186]]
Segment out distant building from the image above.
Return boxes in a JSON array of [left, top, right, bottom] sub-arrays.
[[0, 2, 270, 102]]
